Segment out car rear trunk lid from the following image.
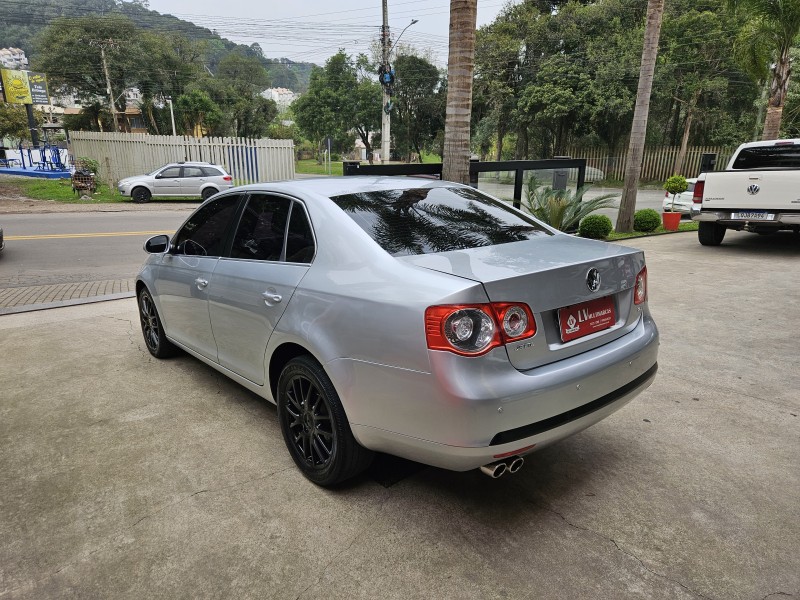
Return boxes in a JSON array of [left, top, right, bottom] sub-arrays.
[[398, 234, 646, 371]]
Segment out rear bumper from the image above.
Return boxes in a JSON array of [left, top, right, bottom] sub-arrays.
[[693, 209, 800, 227], [331, 313, 659, 471]]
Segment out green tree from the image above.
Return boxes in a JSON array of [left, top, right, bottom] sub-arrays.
[[730, 0, 800, 138], [0, 104, 38, 143], [293, 51, 380, 159], [392, 54, 445, 161], [176, 89, 222, 135], [34, 14, 141, 118]]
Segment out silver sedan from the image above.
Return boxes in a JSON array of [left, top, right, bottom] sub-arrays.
[[137, 177, 659, 486]]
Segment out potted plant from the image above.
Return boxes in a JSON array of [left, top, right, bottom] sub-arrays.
[[662, 175, 687, 231]]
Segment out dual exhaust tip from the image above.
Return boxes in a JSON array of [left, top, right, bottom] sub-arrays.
[[479, 456, 524, 479]]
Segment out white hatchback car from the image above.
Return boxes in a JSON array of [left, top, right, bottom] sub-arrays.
[[662, 178, 697, 215], [118, 162, 233, 203]]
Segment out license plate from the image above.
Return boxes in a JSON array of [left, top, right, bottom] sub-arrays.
[[558, 296, 616, 343], [732, 211, 775, 220]]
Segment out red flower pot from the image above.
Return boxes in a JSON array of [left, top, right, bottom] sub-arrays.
[[662, 211, 681, 231]]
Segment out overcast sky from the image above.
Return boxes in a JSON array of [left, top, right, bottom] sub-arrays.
[[146, 0, 514, 67]]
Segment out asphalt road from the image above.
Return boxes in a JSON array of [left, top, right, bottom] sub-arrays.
[[0, 210, 190, 287], [0, 187, 667, 290]]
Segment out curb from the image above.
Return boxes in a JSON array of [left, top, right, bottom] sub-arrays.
[[0, 292, 136, 316]]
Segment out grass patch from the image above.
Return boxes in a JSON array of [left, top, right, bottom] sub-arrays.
[[296, 159, 343, 176], [605, 220, 698, 240], [15, 178, 124, 203]]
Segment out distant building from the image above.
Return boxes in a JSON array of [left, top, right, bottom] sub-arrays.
[[261, 88, 298, 111], [0, 47, 29, 70]]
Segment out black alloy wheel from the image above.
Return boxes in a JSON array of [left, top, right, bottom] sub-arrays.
[[137, 288, 178, 358], [277, 356, 373, 486], [201, 187, 217, 201], [132, 187, 151, 203]]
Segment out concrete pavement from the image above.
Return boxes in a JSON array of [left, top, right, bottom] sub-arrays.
[[1, 230, 798, 599]]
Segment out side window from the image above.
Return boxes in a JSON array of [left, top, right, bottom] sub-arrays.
[[202, 166, 223, 177], [230, 194, 291, 261], [159, 167, 181, 178], [285, 203, 315, 263], [173, 195, 241, 257], [183, 166, 205, 178]]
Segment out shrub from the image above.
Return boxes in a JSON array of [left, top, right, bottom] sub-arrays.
[[634, 208, 661, 232], [76, 156, 99, 174], [579, 214, 613, 239]]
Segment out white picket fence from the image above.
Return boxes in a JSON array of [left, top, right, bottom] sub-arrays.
[[69, 132, 295, 185], [563, 145, 736, 182]]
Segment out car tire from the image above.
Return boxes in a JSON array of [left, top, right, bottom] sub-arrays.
[[132, 187, 151, 204], [698, 222, 726, 246], [277, 355, 373, 486], [201, 187, 217, 201], [137, 287, 179, 358]]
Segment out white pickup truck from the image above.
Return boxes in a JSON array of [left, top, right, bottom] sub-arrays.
[[691, 139, 800, 245]]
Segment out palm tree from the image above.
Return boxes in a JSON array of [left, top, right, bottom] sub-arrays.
[[615, 0, 665, 233], [442, 0, 478, 184], [730, 0, 800, 139]]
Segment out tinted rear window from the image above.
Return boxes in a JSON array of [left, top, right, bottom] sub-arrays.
[[731, 145, 800, 169], [330, 186, 551, 256]]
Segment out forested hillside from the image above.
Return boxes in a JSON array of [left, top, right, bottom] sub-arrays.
[[0, 0, 314, 92]]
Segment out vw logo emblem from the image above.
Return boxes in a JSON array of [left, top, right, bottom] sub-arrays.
[[586, 268, 601, 292], [747, 184, 760, 195]]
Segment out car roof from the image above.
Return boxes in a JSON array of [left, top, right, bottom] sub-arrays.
[[233, 176, 464, 198]]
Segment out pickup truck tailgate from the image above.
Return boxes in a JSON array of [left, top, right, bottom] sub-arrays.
[[703, 171, 800, 210]]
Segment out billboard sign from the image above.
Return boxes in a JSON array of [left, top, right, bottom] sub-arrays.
[[0, 69, 50, 105], [27, 72, 49, 104]]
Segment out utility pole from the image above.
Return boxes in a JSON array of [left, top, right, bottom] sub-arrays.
[[90, 39, 121, 132], [380, 0, 391, 164], [166, 97, 177, 136]]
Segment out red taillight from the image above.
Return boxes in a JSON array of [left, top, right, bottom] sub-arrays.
[[692, 180, 705, 204], [634, 266, 647, 305], [425, 303, 536, 356], [223, 175, 232, 181]]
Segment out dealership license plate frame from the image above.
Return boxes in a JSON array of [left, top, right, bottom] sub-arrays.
[[558, 296, 616, 343]]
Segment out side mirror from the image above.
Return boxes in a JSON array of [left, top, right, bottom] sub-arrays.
[[154, 173, 163, 179], [144, 234, 170, 254]]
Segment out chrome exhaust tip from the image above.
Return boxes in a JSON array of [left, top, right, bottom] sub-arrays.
[[507, 456, 524, 474], [480, 461, 507, 478]]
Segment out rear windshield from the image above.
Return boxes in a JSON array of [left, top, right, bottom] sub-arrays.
[[731, 145, 800, 169], [330, 186, 551, 256]]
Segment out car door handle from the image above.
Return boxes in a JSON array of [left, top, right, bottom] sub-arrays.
[[261, 291, 282, 304], [195, 278, 208, 289]]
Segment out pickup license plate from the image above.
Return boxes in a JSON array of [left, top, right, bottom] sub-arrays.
[[732, 211, 775, 220], [558, 296, 615, 343]]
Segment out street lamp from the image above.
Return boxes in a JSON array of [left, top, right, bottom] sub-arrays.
[[390, 19, 419, 57]]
